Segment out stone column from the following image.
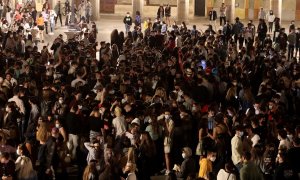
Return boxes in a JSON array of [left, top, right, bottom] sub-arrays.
[[177, 0, 189, 21], [132, 0, 143, 17], [223, 0, 233, 22], [91, 0, 100, 20]]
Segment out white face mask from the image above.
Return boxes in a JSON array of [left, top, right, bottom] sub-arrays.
[[121, 98, 127, 104], [287, 134, 293, 140], [5, 107, 9, 112], [182, 153, 186, 159], [59, 99, 63, 104], [180, 113, 184, 119], [269, 105, 273, 110], [192, 106, 197, 112], [16, 149, 20, 156], [165, 115, 170, 120], [239, 131, 244, 137], [210, 156, 216, 162], [55, 124, 60, 128]]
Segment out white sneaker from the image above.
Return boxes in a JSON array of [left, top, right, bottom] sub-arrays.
[[49, 32, 54, 35], [165, 170, 170, 175]]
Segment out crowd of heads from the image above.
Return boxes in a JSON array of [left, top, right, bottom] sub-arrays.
[[0, 1, 299, 179]]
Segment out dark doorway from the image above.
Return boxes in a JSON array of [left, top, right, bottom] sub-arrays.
[[195, 0, 205, 16]]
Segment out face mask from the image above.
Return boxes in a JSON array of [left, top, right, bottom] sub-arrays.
[[96, 165, 101, 171], [192, 106, 197, 112], [277, 135, 281, 141], [127, 14, 130, 17], [239, 132, 244, 137], [59, 99, 63, 104], [182, 153, 186, 159], [138, 87, 142, 93], [16, 149, 20, 156], [269, 105, 273, 110], [5, 107, 9, 112], [121, 98, 127, 104], [100, 109, 104, 114], [165, 115, 170, 120], [55, 124, 60, 128], [109, 90, 115, 95], [287, 134, 293, 140], [180, 113, 185, 119], [210, 156, 216, 162]]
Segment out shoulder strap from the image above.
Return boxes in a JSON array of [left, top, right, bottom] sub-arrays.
[[226, 173, 231, 180]]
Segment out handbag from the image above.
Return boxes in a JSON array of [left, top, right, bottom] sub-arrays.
[[196, 141, 203, 156]]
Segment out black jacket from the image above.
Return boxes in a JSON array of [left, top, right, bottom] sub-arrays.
[[209, 10, 217, 21], [123, 16, 132, 25]]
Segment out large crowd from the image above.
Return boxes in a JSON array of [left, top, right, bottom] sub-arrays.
[[0, 1, 299, 180]]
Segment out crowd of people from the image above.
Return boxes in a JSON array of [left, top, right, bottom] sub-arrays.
[[0, 1, 300, 180]]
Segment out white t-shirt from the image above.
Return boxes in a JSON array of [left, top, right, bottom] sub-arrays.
[[251, 134, 260, 147], [112, 116, 126, 137], [217, 169, 236, 180]]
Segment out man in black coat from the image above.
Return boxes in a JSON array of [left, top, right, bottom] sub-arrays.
[[257, 19, 268, 47], [209, 8, 217, 30]]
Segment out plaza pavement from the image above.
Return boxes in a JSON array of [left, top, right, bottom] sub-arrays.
[[41, 14, 296, 52]]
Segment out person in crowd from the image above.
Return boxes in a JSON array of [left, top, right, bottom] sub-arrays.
[[289, 20, 295, 33], [198, 149, 217, 179], [123, 12, 132, 35], [134, 11, 141, 27], [85, 0, 92, 24], [157, 5, 164, 21], [219, 3, 226, 26], [258, 7, 266, 20], [173, 147, 196, 179], [15, 143, 37, 180], [36, 13, 45, 43], [41, 8, 49, 35], [232, 17, 244, 49], [240, 151, 264, 180], [83, 159, 98, 180], [231, 125, 244, 171], [267, 10, 275, 32], [54, 0, 63, 26], [217, 162, 237, 180], [287, 28, 296, 60], [165, 4, 171, 26], [49, 10, 57, 35], [273, 151, 298, 180], [208, 7, 217, 30], [0, 152, 15, 179]]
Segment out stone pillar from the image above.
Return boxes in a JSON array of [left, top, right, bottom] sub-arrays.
[[223, 0, 233, 23], [231, 0, 235, 22], [91, 0, 100, 20], [280, 0, 295, 21], [177, 0, 189, 21], [132, 0, 143, 17]]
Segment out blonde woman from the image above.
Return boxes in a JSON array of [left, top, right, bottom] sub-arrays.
[[112, 106, 126, 137]]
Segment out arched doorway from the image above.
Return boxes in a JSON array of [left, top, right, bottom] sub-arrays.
[[195, 0, 205, 16]]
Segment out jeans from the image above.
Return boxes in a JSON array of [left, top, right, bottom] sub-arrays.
[[55, 13, 63, 26], [44, 21, 48, 34], [50, 22, 54, 33], [220, 16, 226, 26], [125, 24, 131, 34], [288, 44, 295, 60], [67, 134, 79, 160], [268, 22, 273, 32]]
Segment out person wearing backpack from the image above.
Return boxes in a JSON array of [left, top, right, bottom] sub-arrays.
[[15, 144, 37, 180]]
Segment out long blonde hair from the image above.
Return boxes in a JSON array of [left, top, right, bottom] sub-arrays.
[[83, 162, 97, 180]]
